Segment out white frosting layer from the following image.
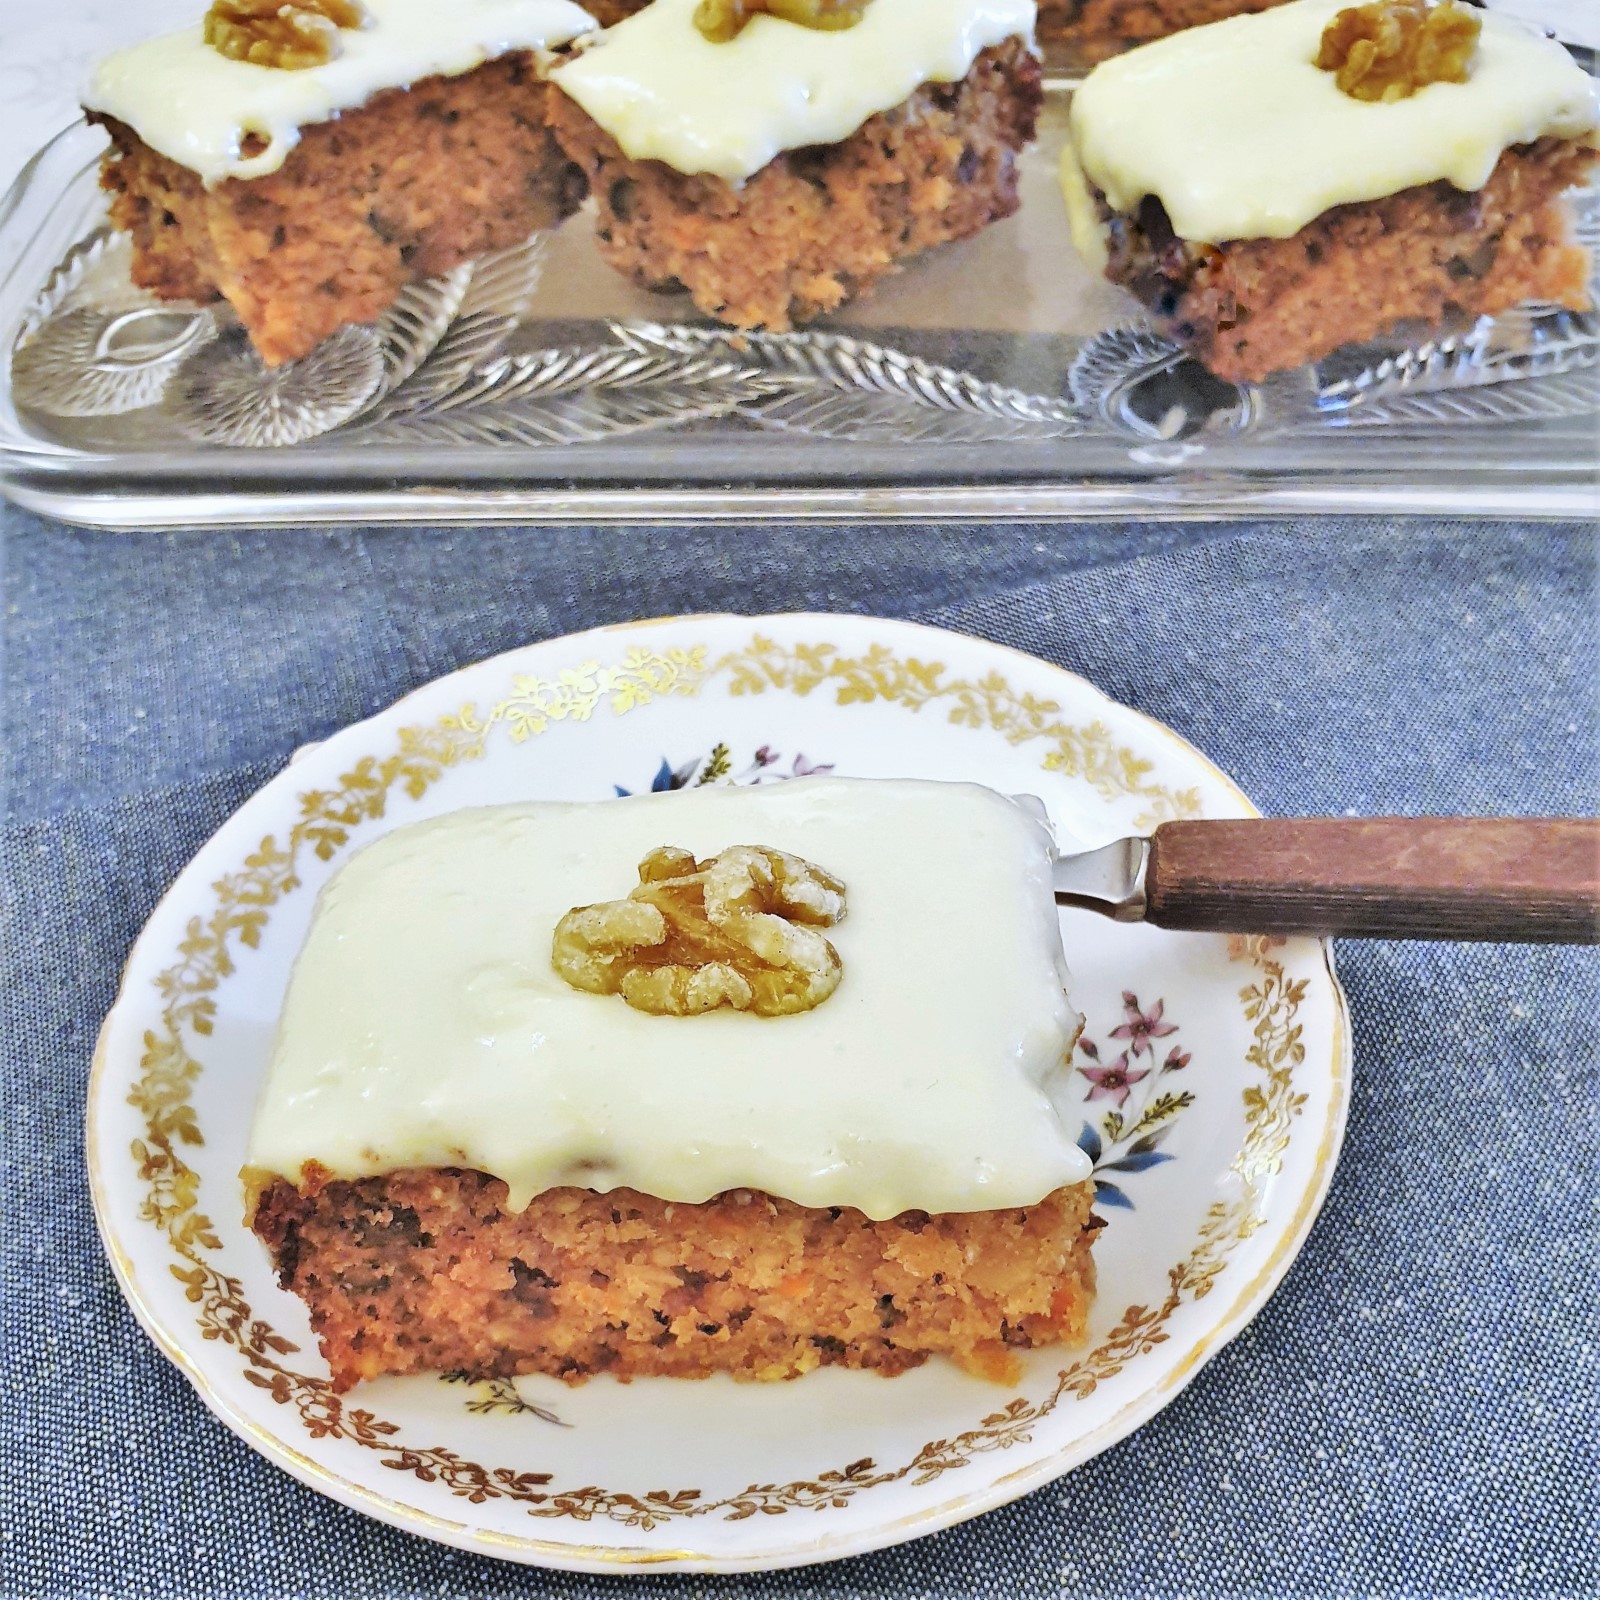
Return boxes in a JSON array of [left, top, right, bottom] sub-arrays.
[[1066, 0, 1600, 245], [246, 778, 1090, 1219], [1058, 139, 1108, 275], [550, 0, 1036, 181], [84, 0, 596, 185]]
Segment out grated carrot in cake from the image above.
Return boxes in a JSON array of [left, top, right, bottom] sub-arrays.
[[546, 0, 1042, 330], [249, 1171, 1101, 1391]]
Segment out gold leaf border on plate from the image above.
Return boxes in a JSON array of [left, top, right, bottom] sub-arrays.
[[123, 635, 1302, 1532]]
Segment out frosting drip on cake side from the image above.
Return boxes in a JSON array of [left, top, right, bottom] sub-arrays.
[[244, 778, 1091, 1219], [549, 0, 1037, 182], [1058, 139, 1109, 275], [84, 0, 597, 185], [1065, 0, 1600, 246]]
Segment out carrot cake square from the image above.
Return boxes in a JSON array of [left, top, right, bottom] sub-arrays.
[[83, 0, 597, 366], [1060, 0, 1600, 382], [243, 778, 1100, 1391], [545, 0, 1043, 330]]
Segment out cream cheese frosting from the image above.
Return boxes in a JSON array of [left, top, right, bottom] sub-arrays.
[[549, 0, 1036, 182], [1065, 0, 1600, 246], [84, 0, 596, 186], [245, 778, 1090, 1219], [1058, 138, 1109, 275]]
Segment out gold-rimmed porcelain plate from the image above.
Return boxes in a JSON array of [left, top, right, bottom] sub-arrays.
[[88, 613, 1350, 1574]]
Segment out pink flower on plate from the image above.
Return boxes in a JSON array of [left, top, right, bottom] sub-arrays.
[[791, 754, 835, 778], [1110, 993, 1177, 1057], [1077, 1051, 1150, 1108], [1164, 1045, 1191, 1072]]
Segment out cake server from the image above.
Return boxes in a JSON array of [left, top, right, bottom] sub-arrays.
[[1051, 816, 1600, 942]]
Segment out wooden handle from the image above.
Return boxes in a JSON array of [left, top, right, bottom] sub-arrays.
[[1144, 818, 1600, 942]]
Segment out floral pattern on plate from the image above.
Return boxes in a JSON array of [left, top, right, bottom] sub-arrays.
[[1074, 992, 1193, 1212], [614, 742, 835, 795]]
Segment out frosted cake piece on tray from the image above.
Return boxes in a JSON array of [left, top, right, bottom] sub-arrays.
[[83, 0, 596, 366], [243, 777, 1101, 1391], [546, 0, 1044, 330], [1061, 0, 1600, 382]]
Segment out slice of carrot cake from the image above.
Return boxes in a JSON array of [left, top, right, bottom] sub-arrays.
[[243, 778, 1100, 1392], [1060, 0, 1600, 382], [545, 0, 1043, 330], [83, 0, 597, 366]]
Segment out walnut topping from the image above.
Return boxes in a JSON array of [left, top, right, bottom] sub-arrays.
[[1315, 0, 1480, 102], [693, 0, 868, 46], [552, 845, 848, 1017], [204, 0, 368, 70]]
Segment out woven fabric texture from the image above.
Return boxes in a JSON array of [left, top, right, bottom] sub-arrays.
[[1, 511, 1594, 1600]]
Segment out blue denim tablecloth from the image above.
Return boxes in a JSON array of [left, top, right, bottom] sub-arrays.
[[1, 509, 1595, 1600]]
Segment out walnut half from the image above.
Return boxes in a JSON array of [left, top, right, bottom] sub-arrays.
[[552, 845, 848, 1017], [1315, 0, 1480, 102], [693, 0, 868, 46], [205, 0, 368, 70]]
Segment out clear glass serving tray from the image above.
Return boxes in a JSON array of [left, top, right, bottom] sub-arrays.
[[2, 81, 1597, 529]]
